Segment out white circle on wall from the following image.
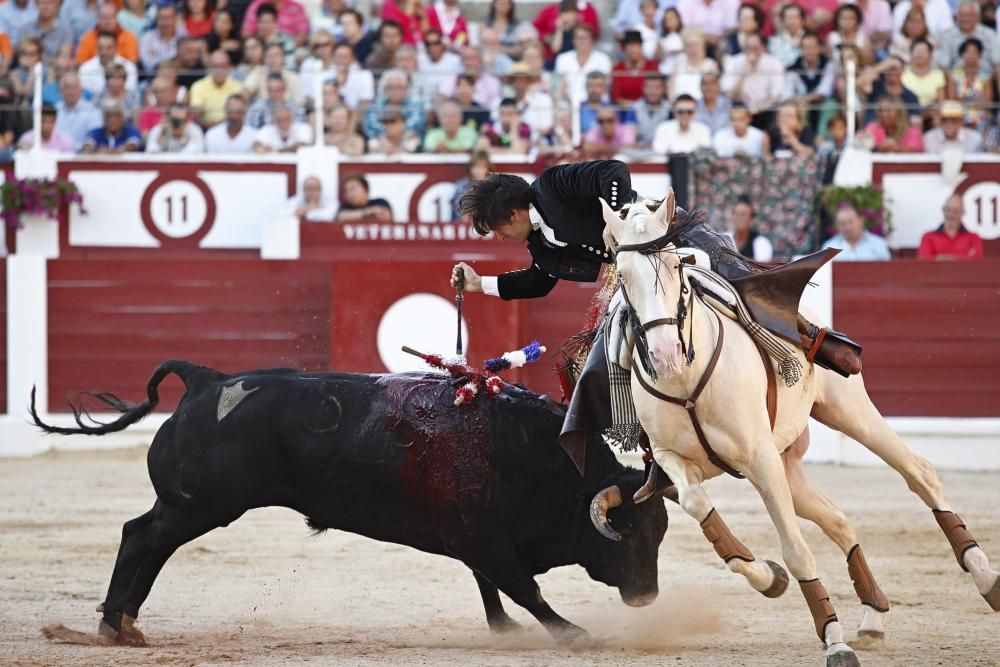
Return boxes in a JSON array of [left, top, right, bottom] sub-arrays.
[[148, 179, 209, 238], [416, 182, 457, 222], [961, 182, 1000, 240], [377, 293, 469, 373]]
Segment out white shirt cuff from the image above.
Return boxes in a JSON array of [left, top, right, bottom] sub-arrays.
[[481, 276, 500, 297]]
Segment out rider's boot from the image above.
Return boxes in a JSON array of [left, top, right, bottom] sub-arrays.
[[796, 314, 863, 377]]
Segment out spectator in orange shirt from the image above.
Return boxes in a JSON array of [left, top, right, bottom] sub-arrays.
[[917, 195, 984, 261], [75, 3, 139, 64]]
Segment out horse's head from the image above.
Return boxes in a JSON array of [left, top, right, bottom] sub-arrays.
[[600, 189, 687, 379]]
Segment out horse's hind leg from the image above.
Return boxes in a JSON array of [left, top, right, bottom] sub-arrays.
[[783, 430, 889, 649], [100, 500, 240, 643], [813, 373, 1000, 612]]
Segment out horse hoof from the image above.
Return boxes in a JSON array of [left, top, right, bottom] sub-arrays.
[[97, 620, 118, 642], [983, 577, 1000, 612], [850, 630, 885, 651], [760, 559, 789, 598], [826, 645, 861, 667], [117, 615, 148, 647], [554, 623, 589, 646]]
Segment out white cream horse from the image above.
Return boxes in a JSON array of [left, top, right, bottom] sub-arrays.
[[598, 191, 999, 666]]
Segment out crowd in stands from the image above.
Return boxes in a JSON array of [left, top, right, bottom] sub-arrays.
[[0, 0, 997, 161]]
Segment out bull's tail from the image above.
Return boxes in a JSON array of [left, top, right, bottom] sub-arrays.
[[29, 360, 218, 436]]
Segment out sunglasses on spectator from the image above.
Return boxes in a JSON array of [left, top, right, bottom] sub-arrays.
[[425, 40, 443, 46], [313, 41, 334, 48], [20, 49, 39, 56], [598, 117, 617, 124], [675, 108, 695, 115]]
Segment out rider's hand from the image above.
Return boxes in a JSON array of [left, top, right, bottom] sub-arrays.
[[602, 224, 617, 253], [451, 262, 482, 292]]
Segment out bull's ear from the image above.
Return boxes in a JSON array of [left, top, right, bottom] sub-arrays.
[[598, 197, 624, 235], [653, 188, 675, 231]]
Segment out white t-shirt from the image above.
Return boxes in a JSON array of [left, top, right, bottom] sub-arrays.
[[254, 122, 314, 150], [713, 125, 766, 157], [78, 55, 139, 96], [554, 49, 612, 101], [326, 64, 375, 110], [892, 0, 954, 38], [204, 122, 258, 153], [145, 123, 205, 154], [651, 119, 712, 154]]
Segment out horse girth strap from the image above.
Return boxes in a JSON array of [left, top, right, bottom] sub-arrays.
[[631, 311, 745, 480], [753, 340, 777, 432]]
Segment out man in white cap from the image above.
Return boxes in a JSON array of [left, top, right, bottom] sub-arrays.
[[923, 101, 984, 154]]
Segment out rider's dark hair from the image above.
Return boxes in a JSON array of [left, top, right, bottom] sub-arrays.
[[460, 172, 533, 236]]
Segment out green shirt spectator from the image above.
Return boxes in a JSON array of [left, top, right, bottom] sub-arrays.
[[422, 101, 479, 154]]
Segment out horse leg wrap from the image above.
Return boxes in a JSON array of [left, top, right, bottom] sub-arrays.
[[934, 509, 978, 572], [799, 578, 839, 643], [846, 544, 890, 612], [700, 508, 754, 563]]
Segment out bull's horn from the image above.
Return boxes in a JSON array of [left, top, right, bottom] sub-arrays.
[[590, 485, 623, 541]]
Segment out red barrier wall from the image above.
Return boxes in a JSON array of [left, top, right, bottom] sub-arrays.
[[0, 257, 6, 415], [47, 257, 332, 411], [833, 260, 1000, 417]]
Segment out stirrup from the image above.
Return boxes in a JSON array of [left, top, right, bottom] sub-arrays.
[[807, 328, 863, 377]]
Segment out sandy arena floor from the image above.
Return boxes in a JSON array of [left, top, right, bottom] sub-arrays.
[[1, 446, 998, 667]]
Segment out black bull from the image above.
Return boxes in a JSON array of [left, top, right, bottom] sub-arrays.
[[31, 360, 669, 643]]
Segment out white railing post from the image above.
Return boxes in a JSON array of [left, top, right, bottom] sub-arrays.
[[32, 62, 43, 152], [313, 74, 324, 148], [845, 57, 857, 147]]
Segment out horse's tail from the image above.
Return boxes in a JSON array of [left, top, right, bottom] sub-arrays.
[[29, 360, 219, 436]]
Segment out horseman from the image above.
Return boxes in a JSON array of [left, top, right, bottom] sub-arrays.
[[450, 159, 861, 474]]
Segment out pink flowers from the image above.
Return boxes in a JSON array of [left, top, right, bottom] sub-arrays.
[[0, 177, 86, 230]]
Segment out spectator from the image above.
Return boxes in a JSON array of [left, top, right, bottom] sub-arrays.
[[364, 19, 403, 72], [611, 30, 658, 103], [0, 0, 38, 48], [891, 0, 953, 40], [447, 74, 486, 129], [439, 46, 502, 110], [901, 39, 945, 108], [323, 104, 364, 155], [182, 0, 214, 38], [480, 97, 533, 153], [173, 36, 206, 90], [664, 28, 717, 101], [535, 0, 600, 62], [331, 42, 374, 116], [657, 7, 684, 73], [726, 196, 774, 261], [485, 0, 530, 58], [251, 4, 294, 58], [613, 0, 666, 40], [918, 195, 983, 261], [630, 0, 660, 60], [94, 63, 140, 120], [241, 0, 310, 46], [146, 102, 204, 153], [308, 0, 346, 39], [769, 100, 815, 157], [633, 73, 670, 146], [770, 3, 806, 67], [426, 0, 469, 49], [291, 176, 337, 221], [11, 37, 44, 100], [0, 80, 15, 163], [821, 203, 890, 261], [81, 99, 142, 153], [39, 51, 75, 104], [946, 37, 993, 131], [520, 42, 554, 94], [540, 102, 575, 155], [253, 101, 312, 152], [116, 0, 150, 39], [477, 26, 513, 77], [340, 9, 374, 65], [204, 94, 257, 153], [652, 93, 711, 153], [861, 55, 921, 123], [923, 100, 984, 152], [582, 104, 637, 156], [722, 3, 763, 57], [554, 25, 611, 102], [79, 32, 138, 96], [937, 1, 1000, 73], [817, 113, 848, 182], [417, 29, 462, 92], [380, 0, 428, 46], [336, 173, 393, 222], [75, 3, 139, 65], [364, 68, 425, 137], [578, 70, 612, 134], [366, 107, 420, 155], [393, 44, 436, 110], [721, 32, 785, 124], [206, 11, 243, 68], [505, 62, 554, 136], [787, 31, 834, 130], [713, 103, 768, 157], [862, 97, 924, 152], [137, 75, 178, 136], [140, 3, 182, 74], [189, 50, 244, 128], [248, 73, 304, 128], [695, 72, 731, 134], [451, 150, 492, 220], [25, 0, 73, 62], [299, 29, 336, 98], [245, 43, 304, 104], [800, 0, 838, 40], [59, 0, 97, 47], [234, 35, 264, 81], [16, 103, 75, 151], [0, 28, 12, 63], [856, 0, 892, 53], [676, 0, 737, 47], [827, 4, 871, 64], [889, 6, 933, 62], [423, 100, 477, 153], [54, 73, 99, 150]]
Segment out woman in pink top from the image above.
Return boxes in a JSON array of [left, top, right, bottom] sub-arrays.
[[863, 97, 923, 152]]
